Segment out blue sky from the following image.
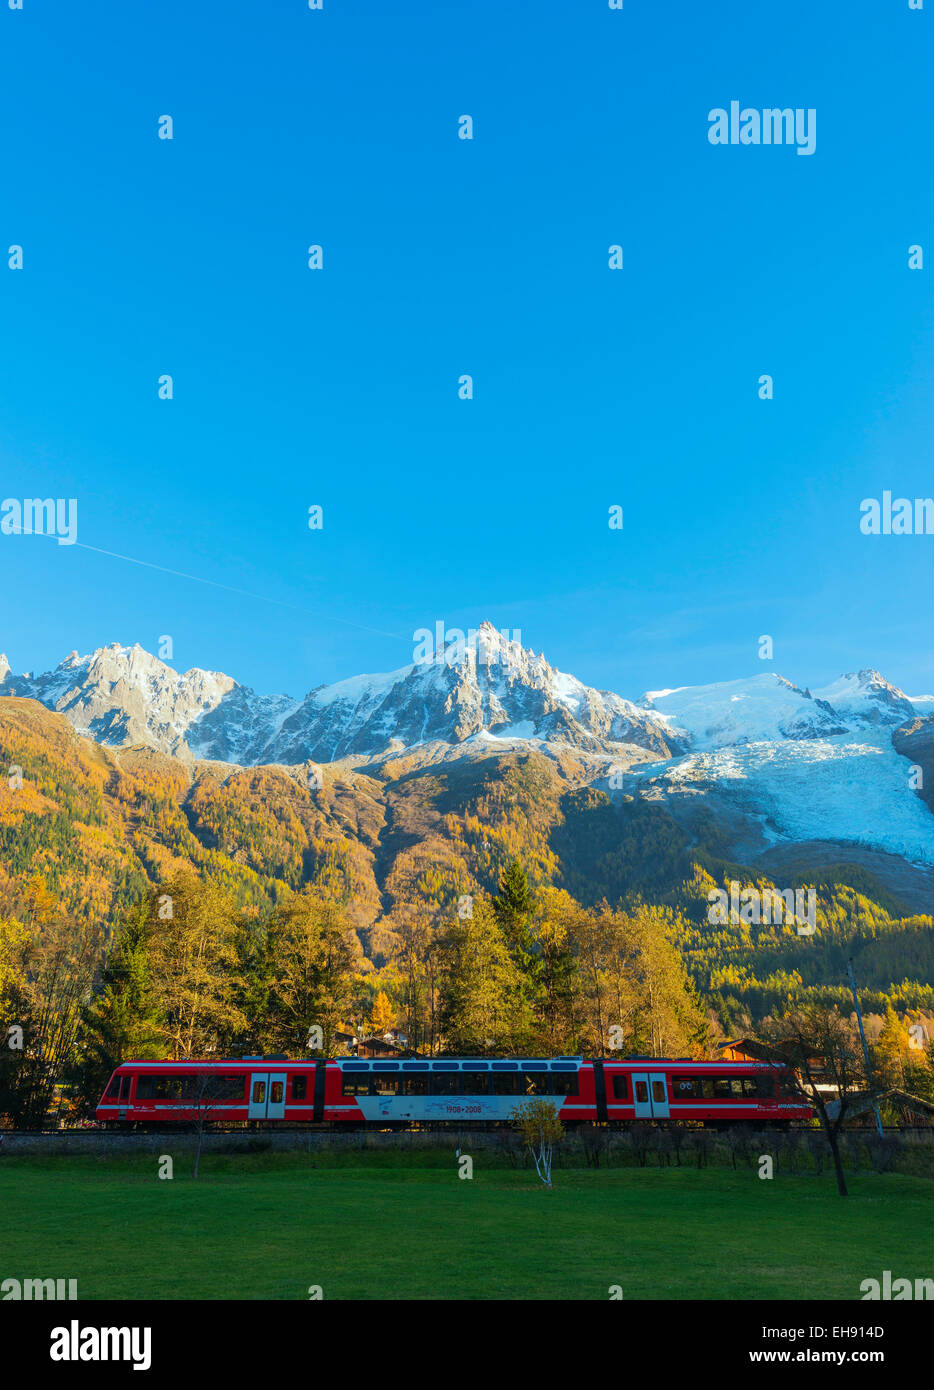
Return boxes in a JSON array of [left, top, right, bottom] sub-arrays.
[[1, 0, 932, 703]]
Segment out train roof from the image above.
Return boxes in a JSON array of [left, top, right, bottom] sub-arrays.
[[115, 1055, 787, 1068]]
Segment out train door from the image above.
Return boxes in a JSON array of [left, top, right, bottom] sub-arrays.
[[648, 1072, 670, 1119], [632, 1073, 653, 1118], [266, 1073, 286, 1120], [632, 1072, 670, 1119], [248, 1072, 287, 1120], [248, 1074, 268, 1119]]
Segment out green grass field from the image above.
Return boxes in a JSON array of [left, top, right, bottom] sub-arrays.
[[2, 1153, 932, 1299]]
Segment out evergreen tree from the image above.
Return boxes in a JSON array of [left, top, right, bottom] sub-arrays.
[[493, 858, 541, 1011], [227, 909, 276, 1057], [533, 888, 581, 1053], [79, 901, 165, 1107], [440, 898, 533, 1054], [144, 872, 246, 1058], [262, 888, 355, 1055], [493, 859, 535, 945]]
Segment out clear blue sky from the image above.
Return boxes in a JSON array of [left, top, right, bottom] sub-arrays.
[[1, 0, 932, 702]]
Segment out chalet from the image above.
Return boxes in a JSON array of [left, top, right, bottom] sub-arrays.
[[334, 1029, 416, 1059]]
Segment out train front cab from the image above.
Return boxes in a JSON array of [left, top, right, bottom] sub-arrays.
[[96, 1066, 132, 1125]]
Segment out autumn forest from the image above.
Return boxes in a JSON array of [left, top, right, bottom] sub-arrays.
[[1, 697, 933, 1125]]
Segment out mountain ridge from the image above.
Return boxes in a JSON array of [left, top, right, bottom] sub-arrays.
[[3, 626, 934, 870], [2, 625, 929, 768]]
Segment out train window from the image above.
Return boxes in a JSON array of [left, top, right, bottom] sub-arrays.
[[373, 1072, 399, 1096], [136, 1076, 184, 1100], [270, 1082, 284, 1104], [672, 1076, 700, 1099], [292, 1076, 307, 1101], [550, 1065, 579, 1096], [461, 1071, 490, 1095], [492, 1072, 519, 1095], [521, 1073, 543, 1096], [252, 1081, 266, 1105], [634, 1081, 648, 1104], [431, 1072, 459, 1095], [404, 1074, 429, 1095], [342, 1074, 371, 1096], [652, 1080, 666, 1103], [754, 1073, 775, 1098], [212, 1076, 245, 1100], [104, 1075, 120, 1099], [119, 1075, 131, 1100], [710, 1078, 747, 1099], [611, 1075, 628, 1100]]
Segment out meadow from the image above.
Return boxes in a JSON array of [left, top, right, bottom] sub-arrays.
[[2, 1149, 932, 1300]]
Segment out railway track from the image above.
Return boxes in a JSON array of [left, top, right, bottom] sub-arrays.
[[3, 1123, 931, 1138]]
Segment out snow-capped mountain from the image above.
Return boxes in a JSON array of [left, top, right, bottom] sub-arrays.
[[251, 624, 679, 766], [640, 673, 848, 748], [621, 670, 934, 866], [0, 624, 680, 766], [3, 628, 934, 867], [625, 729, 934, 868], [0, 643, 294, 761], [811, 669, 918, 727]]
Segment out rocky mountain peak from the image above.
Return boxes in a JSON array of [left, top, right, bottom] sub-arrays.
[[1, 634, 932, 776], [811, 669, 916, 726]]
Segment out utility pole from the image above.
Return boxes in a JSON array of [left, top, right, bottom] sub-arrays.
[[847, 958, 884, 1137]]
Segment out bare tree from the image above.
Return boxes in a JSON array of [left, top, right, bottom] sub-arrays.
[[761, 1004, 870, 1197], [182, 1070, 231, 1179]]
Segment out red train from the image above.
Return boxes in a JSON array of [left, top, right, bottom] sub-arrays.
[[95, 1055, 812, 1127]]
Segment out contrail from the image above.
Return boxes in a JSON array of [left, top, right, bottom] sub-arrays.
[[4, 526, 406, 642]]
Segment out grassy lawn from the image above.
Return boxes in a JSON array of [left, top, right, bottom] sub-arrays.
[[1, 1153, 932, 1300]]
